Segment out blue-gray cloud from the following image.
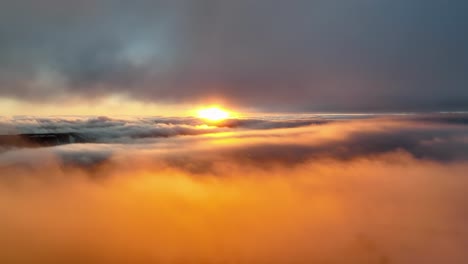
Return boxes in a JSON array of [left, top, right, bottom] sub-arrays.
[[1, 114, 468, 169], [1, 0, 468, 111]]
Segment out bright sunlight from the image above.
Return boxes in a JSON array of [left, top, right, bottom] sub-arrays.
[[197, 107, 230, 121]]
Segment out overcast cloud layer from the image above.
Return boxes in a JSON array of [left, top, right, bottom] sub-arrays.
[[1, 114, 468, 263], [1, 0, 468, 111]]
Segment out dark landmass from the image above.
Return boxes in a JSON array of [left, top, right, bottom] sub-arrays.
[[0, 133, 87, 148]]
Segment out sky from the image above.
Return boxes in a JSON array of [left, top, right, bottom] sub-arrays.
[[1, 0, 468, 114], [1, 2, 468, 263]]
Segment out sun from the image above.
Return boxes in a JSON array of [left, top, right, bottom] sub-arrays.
[[197, 107, 230, 121]]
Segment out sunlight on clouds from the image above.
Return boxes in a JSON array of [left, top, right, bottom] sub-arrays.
[[197, 107, 230, 121], [0, 115, 468, 263], [0, 96, 188, 116], [1, 154, 467, 263]]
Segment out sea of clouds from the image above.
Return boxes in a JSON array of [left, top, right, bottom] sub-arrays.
[[1, 113, 468, 263]]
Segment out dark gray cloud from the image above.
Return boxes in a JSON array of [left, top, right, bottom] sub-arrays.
[[1, 114, 468, 173], [163, 115, 468, 174], [0, 115, 331, 146], [1, 0, 467, 111]]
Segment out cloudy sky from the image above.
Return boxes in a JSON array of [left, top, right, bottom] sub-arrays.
[[2, 2, 468, 263], [1, 0, 468, 114]]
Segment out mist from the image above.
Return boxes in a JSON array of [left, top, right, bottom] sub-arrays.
[[1, 114, 467, 263]]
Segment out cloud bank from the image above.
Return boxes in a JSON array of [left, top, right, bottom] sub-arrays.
[[0, 114, 468, 263]]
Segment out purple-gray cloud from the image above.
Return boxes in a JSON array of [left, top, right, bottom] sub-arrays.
[[1, 113, 468, 170], [1, 1, 467, 111]]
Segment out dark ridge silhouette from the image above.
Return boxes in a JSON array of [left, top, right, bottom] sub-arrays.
[[0, 133, 87, 148]]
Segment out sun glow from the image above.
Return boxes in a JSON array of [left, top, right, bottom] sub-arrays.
[[197, 107, 230, 121]]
